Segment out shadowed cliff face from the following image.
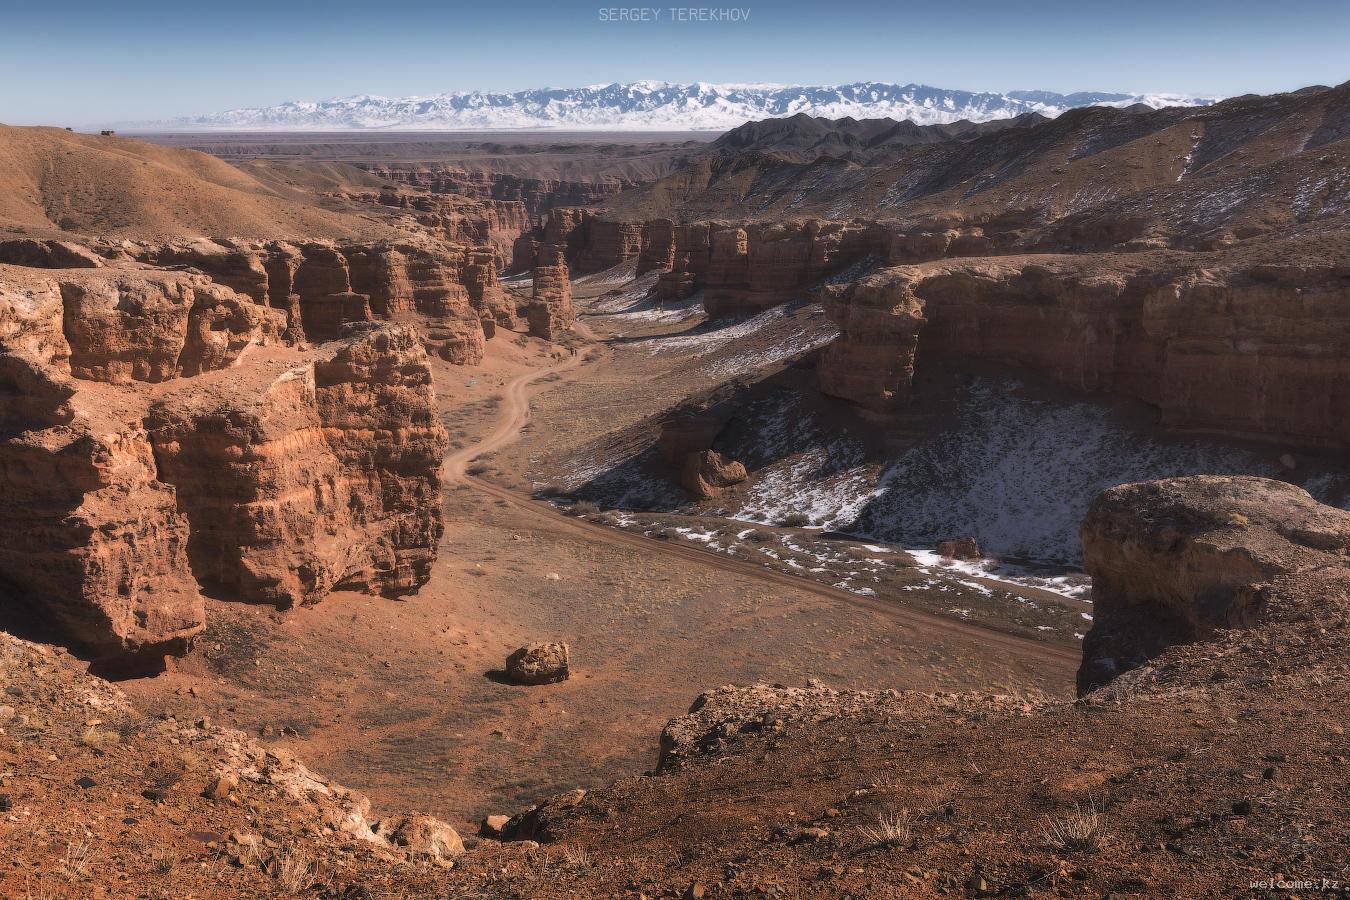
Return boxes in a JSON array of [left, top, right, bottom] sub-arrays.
[[819, 255, 1350, 448], [0, 268, 448, 665]]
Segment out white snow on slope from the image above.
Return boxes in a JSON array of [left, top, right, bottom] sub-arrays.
[[145, 82, 1218, 132]]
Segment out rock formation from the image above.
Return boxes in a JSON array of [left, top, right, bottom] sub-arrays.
[[148, 324, 448, 608], [680, 450, 747, 499], [505, 642, 571, 685], [136, 238, 498, 363], [817, 268, 927, 412], [817, 253, 1350, 447], [357, 166, 636, 220], [527, 245, 574, 339], [1078, 475, 1350, 693], [0, 266, 447, 663]]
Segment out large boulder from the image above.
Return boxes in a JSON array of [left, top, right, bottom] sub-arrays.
[[681, 450, 748, 499], [505, 642, 571, 685], [388, 814, 464, 860], [1078, 475, 1350, 694]]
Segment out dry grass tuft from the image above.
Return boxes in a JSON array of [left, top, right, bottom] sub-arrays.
[[858, 809, 912, 848], [267, 849, 313, 894], [60, 838, 96, 879], [1041, 801, 1106, 852]]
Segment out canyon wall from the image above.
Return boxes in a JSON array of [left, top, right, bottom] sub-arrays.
[[138, 238, 501, 363], [0, 268, 448, 664], [356, 167, 634, 220], [148, 324, 447, 607], [819, 256, 1350, 447], [332, 191, 531, 268]]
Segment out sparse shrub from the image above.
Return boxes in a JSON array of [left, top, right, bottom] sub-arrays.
[[780, 512, 810, 528], [858, 809, 911, 848], [571, 500, 599, 516], [150, 846, 179, 874], [535, 483, 566, 498], [743, 529, 773, 544], [60, 838, 96, 879], [1041, 801, 1105, 852], [266, 849, 313, 895], [465, 463, 491, 477]]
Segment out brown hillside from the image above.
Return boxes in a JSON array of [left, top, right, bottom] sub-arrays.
[[0, 124, 388, 241]]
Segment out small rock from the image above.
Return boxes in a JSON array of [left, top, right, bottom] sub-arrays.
[[1262, 766, 1279, 780], [75, 776, 97, 789], [0, 795, 10, 812], [142, 789, 166, 803], [792, 827, 830, 844], [505, 642, 570, 685], [1232, 799, 1253, 815], [480, 814, 510, 838], [0, 705, 14, 721], [202, 773, 238, 800]]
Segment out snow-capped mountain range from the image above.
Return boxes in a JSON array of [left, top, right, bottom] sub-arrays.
[[147, 82, 1218, 132]]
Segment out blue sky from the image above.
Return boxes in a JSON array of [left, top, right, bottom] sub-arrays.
[[2, 0, 1346, 125]]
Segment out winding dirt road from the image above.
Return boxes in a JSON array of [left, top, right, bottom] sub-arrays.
[[445, 352, 1081, 668]]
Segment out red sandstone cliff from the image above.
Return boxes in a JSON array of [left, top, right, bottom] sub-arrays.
[[0, 266, 448, 664]]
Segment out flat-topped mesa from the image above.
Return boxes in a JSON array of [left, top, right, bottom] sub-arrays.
[[136, 239, 495, 364], [148, 324, 448, 608], [1078, 475, 1350, 694], [817, 255, 1350, 446], [527, 244, 575, 340], [0, 267, 449, 664]]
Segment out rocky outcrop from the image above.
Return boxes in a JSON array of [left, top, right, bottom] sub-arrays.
[[136, 239, 492, 363], [59, 273, 283, 383], [0, 267, 448, 662], [0, 238, 103, 269], [342, 189, 530, 267], [0, 270, 285, 662], [818, 268, 927, 412], [680, 450, 747, 499], [1078, 475, 1350, 693], [526, 245, 574, 339], [593, 217, 889, 315], [818, 254, 1350, 447], [147, 325, 448, 608], [542, 208, 645, 274]]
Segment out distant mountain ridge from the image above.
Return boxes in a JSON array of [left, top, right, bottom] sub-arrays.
[[143, 81, 1218, 132]]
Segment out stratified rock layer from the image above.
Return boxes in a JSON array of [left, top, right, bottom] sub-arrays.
[[148, 325, 448, 608], [0, 266, 448, 661], [817, 254, 1350, 447], [527, 245, 575, 339]]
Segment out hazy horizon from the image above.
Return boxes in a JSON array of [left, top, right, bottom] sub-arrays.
[[2, 0, 1347, 126]]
